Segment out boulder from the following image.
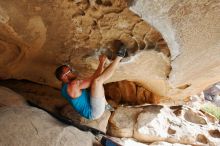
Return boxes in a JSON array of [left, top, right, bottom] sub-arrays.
[[103, 137, 192, 146], [0, 0, 220, 103], [108, 106, 143, 137], [60, 103, 111, 133], [0, 0, 171, 101], [0, 86, 26, 107], [134, 105, 220, 145], [129, 0, 220, 99], [0, 80, 110, 133], [104, 80, 159, 106], [149, 141, 190, 146], [109, 105, 220, 145], [0, 106, 95, 146]]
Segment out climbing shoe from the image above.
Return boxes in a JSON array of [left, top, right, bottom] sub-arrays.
[[105, 104, 115, 112], [116, 45, 127, 57]]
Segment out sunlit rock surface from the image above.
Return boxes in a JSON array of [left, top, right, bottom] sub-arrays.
[[0, 107, 94, 146], [0, 0, 171, 100], [149, 141, 190, 146], [103, 137, 191, 146], [0, 86, 95, 146], [60, 103, 111, 133], [0, 0, 220, 144], [130, 0, 220, 100], [0, 0, 219, 102], [0, 80, 110, 133], [0, 83, 220, 146], [109, 105, 220, 145]]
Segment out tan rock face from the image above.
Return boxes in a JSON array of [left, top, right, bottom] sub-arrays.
[[0, 0, 171, 99], [108, 105, 220, 145], [1, 83, 219, 146], [60, 103, 111, 133], [0, 80, 110, 133], [0, 86, 26, 107], [107, 106, 143, 137], [0, 106, 94, 146], [104, 80, 160, 106], [130, 0, 220, 99], [0, 0, 219, 102]]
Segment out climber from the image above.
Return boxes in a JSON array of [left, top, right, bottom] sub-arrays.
[[55, 47, 127, 120]]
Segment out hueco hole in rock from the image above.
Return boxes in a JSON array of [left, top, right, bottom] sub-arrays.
[[0, 0, 220, 146]]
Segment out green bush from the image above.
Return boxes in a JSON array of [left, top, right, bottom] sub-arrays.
[[201, 103, 220, 120]]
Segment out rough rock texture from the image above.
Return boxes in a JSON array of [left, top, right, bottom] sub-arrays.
[[108, 106, 143, 137], [108, 105, 220, 145], [60, 103, 111, 133], [0, 106, 95, 146], [0, 0, 171, 100], [0, 85, 99, 146], [0, 86, 26, 107], [104, 80, 160, 106], [0, 0, 219, 102], [1, 81, 211, 146], [149, 141, 190, 146], [0, 80, 110, 133], [130, 0, 220, 100], [0, 1, 220, 144], [103, 137, 191, 146]]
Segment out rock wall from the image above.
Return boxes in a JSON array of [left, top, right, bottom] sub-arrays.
[[104, 80, 161, 106], [108, 105, 220, 145], [0, 0, 171, 99], [1, 85, 219, 146], [0, 0, 220, 102], [130, 0, 220, 100], [0, 86, 96, 146], [0, 80, 110, 133]]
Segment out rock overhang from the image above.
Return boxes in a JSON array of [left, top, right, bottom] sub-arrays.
[[0, 0, 220, 104]]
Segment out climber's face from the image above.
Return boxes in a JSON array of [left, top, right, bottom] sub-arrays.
[[61, 66, 78, 83]]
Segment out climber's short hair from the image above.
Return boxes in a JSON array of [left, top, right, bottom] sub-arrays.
[[55, 65, 68, 81]]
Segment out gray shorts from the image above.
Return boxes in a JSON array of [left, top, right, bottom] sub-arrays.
[[90, 97, 106, 120]]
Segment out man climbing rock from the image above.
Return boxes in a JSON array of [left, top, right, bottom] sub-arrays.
[[55, 47, 127, 120]]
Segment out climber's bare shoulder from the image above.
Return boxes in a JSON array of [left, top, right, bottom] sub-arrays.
[[66, 80, 82, 99]]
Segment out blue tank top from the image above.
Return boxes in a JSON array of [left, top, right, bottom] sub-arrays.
[[61, 83, 92, 119]]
